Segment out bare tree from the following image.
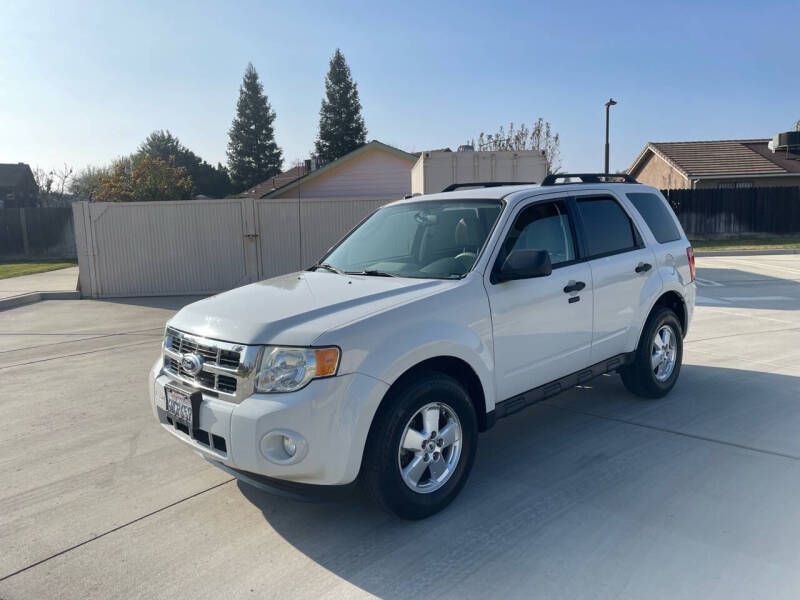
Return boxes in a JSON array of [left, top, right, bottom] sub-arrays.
[[471, 119, 562, 174], [32, 164, 74, 206]]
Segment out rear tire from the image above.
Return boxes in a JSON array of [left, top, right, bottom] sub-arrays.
[[362, 371, 478, 520], [620, 306, 683, 399]]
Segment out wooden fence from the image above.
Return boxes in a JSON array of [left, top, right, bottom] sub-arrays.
[[0, 207, 76, 259], [661, 186, 800, 236]]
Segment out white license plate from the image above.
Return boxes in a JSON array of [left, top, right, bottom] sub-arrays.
[[166, 387, 193, 430]]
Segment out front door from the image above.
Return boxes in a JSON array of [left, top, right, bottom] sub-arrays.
[[486, 197, 594, 402]]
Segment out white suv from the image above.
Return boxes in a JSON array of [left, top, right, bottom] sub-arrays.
[[149, 174, 696, 519]]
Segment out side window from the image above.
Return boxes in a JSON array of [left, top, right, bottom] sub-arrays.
[[501, 200, 576, 267], [576, 196, 639, 258], [626, 192, 681, 243]]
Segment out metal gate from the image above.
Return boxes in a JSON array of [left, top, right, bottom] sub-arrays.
[[73, 197, 386, 298]]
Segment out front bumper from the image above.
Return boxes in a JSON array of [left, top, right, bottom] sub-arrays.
[[149, 358, 389, 485]]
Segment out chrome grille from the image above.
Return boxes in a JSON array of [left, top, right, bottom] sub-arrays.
[[168, 332, 241, 371], [162, 328, 261, 403]]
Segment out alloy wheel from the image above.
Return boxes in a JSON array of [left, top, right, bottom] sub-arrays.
[[651, 324, 677, 382], [397, 402, 462, 493]]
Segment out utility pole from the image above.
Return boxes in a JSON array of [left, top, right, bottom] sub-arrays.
[[604, 98, 617, 173]]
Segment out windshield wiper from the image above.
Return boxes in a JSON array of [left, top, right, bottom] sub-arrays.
[[312, 263, 345, 275], [345, 269, 398, 278]]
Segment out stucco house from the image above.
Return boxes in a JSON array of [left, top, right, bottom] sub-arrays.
[[250, 140, 418, 200], [243, 139, 549, 201], [628, 137, 800, 189]]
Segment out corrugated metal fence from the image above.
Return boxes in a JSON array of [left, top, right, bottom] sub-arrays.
[[662, 186, 800, 236], [72, 197, 386, 298]]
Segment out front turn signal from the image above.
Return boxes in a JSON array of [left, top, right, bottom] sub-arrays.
[[314, 347, 340, 377]]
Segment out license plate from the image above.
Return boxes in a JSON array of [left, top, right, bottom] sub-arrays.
[[166, 386, 193, 430]]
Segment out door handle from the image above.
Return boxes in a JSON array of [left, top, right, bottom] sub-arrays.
[[563, 281, 586, 293], [635, 262, 652, 273]]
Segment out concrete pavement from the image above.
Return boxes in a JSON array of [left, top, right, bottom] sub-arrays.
[[0, 266, 79, 310], [1, 257, 799, 599], [0, 266, 78, 299]]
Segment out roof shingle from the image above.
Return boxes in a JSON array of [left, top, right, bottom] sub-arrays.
[[642, 139, 800, 177], [240, 165, 307, 199]]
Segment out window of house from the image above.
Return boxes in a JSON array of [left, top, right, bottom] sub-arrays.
[[717, 182, 753, 189]]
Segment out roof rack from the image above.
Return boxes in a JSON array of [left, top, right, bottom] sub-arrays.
[[540, 173, 638, 186], [441, 181, 537, 192]]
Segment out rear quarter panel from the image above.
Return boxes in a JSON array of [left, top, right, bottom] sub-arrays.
[[616, 186, 696, 342]]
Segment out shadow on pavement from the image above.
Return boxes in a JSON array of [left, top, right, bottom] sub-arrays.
[[694, 267, 800, 311], [236, 364, 800, 599], [93, 295, 209, 311]]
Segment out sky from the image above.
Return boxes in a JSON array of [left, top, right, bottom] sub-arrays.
[[1, 0, 799, 178]]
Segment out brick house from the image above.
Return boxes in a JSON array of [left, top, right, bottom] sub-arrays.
[[628, 138, 800, 189]]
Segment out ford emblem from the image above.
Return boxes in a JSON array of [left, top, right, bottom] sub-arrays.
[[180, 353, 204, 376]]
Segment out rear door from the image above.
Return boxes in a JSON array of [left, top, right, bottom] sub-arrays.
[[572, 191, 657, 363], [624, 190, 693, 286], [485, 195, 593, 401]]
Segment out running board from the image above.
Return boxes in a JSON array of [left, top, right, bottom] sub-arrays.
[[489, 352, 634, 424]]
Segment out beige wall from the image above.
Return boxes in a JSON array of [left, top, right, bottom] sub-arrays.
[[632, 153, 690, 189], [411, 150, 548, 195], [274, 147, 413, 200]]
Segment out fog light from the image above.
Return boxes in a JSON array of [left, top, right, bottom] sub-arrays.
[[260, 430, 308, 465], [282, 435, 297, 457]]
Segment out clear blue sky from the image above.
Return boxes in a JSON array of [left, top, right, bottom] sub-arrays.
[[2, 0, 798, 176]]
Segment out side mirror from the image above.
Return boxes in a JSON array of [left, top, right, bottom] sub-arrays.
[[497, 249, 552, 282]]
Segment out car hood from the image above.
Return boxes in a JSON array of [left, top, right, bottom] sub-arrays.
[[167, 271, 456, 346]]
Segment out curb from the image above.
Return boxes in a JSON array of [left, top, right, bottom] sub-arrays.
[[0, 290, 80, 311], [694, 248, 800, 257]]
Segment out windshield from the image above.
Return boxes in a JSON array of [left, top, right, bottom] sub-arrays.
[[319, 199, 504, 279]]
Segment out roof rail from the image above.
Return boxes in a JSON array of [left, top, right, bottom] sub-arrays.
[[441, 181, 537, 192], [540, 173, 638, 186]]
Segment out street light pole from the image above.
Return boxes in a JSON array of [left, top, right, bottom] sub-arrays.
[[604, 98, 617, 174]]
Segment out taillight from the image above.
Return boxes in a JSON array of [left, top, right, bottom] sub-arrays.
[[686, 246, 695, 282]]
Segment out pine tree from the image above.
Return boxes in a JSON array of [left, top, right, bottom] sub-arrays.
[[227, 63, 283, 192], [314, 49, 367, 163]]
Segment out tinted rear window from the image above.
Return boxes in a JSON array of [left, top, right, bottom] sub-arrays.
[[576, 197, 638, 257], [626, 192, 681, 243]]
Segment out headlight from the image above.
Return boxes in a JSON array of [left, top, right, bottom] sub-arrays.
[[254, 346, 340, 393]]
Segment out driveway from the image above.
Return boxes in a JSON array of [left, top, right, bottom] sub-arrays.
[[0, 266, 78, 300], [1, 256, 799, 599]]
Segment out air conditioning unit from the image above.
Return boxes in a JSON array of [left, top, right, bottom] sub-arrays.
[[772, 131, 800, 152]]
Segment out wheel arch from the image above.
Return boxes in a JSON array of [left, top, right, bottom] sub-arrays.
[[376, 356, 491, 433], [651, 290, 687, 335]]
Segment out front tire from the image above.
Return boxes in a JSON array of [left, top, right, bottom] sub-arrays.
[[620, 306, 683, 398], [362, 372, 478, 520]]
